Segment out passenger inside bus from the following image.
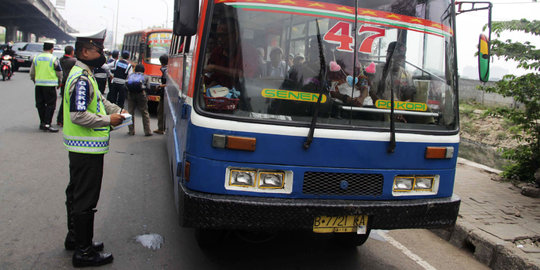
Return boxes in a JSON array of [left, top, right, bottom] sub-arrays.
[[263, 47, 288, 79], [287, 53, 304, 82], [373, 41, 415, 103], [329, 68, 371, 107], [372, 41, 438, 124], [284, 37, 328, 91], [203, 18, 261, 89], [269, 37, 333, 116]]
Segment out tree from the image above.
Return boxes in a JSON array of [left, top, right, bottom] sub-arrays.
[[481, 19, 540, 183]]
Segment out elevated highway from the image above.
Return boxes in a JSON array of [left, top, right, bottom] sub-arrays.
[[0, 0, 76, 43]]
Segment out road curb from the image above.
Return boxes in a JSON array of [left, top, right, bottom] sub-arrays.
[[431, 219, 540, 269]]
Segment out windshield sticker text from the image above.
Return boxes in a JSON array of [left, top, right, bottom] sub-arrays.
[[262, 89, 327, 103], [324, 22, 386, 54], [375, 100, 427, 112]]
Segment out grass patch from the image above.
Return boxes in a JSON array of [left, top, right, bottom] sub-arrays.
[[461, 121, 475, 134], [496, 132, 508, 141]]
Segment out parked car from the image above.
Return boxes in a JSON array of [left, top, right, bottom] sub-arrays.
[[53, 49, 64, 59], [14, 43, 43, 70], [12, 42, 27, 52]]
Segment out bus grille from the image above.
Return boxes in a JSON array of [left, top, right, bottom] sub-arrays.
[[302, 172, 383, 196]]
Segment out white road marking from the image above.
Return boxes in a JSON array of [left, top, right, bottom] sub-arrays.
[[378, 231, 438, 270]]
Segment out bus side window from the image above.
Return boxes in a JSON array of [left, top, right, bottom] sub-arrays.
[[181, 36, 193, 97]]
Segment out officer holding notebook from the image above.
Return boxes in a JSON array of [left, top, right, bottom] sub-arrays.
[[62, 29, 127, 267]]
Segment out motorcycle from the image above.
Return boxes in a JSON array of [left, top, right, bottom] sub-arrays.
[[1, 55, 13, 81]]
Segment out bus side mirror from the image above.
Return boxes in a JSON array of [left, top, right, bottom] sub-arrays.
[[478, 34, 490, 82], [173, 0, 199, 36]]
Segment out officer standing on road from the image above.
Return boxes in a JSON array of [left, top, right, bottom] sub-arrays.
[[30, 41, 62, 132], [63, 29, 126, 267], [107, 50, 132, 108]]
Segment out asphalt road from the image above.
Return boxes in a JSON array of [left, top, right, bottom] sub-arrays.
[[0, 68, 488, 270]]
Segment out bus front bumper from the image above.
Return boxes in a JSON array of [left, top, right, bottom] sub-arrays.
[[178, 184, 461, 231]]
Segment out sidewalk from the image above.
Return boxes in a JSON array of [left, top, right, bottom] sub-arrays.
[[431, 158, 540, 270]]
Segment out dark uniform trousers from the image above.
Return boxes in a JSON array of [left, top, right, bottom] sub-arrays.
[[57, 84, 67, 125], [95, 78, 107, 95], [35, 86, 57, 125], [107, 82, 126, 108], [66, 152, 104, 230]]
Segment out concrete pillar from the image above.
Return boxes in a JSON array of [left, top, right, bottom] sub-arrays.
[[5, 25, 19, 43], [24, 32, 33, 42]]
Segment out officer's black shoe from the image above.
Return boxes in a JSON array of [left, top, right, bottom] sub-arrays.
[[64, 232, 104, 251], [46, 125, 59, 133], [39, 124, 48, 131], [72, 246, 113, 268]]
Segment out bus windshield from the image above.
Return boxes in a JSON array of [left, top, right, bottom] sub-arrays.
[[146, 32, 172, 65], [198, 0, 457, 132]]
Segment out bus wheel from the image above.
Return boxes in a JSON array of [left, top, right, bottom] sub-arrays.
[[333, 229, 371, 247], [195, 229, 226, 249]]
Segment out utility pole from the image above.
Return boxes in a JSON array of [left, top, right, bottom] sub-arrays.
[[114, 0, 120, 49]]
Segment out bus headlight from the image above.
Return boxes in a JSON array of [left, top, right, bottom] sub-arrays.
[[229, 170, 256, 187], [259, 172, 284, 189], [414, 177, 434, 190], [392, 175, 439, 196], [225, 167, 293, 194], [393, 177, 414, 191]]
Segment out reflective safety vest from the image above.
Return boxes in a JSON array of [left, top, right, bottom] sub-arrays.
[[34, 53, 59, 86], [63, 65, 110, 154]]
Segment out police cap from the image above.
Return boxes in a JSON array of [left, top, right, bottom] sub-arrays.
[[74, 29, 107, 52], [43, 39, 55, 51]]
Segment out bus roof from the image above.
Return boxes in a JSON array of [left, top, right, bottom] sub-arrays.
[[124, 28, 172, 36]]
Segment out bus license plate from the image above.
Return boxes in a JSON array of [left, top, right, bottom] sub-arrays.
[[313, 215, 368, 234]]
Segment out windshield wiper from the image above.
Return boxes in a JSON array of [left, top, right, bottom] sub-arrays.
[[377, 47, 397, 153], [304, 19, 327, 150]]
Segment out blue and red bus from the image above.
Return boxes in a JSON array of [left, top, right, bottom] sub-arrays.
[[164, 0, 469, 247], [122, 28, 172, 106]]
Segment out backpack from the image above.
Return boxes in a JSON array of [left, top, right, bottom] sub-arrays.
[[126, 73, 145, 92]]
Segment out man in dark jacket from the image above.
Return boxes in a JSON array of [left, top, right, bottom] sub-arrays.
[[57, 45, 77, 126], [107, 50, 132, 108]]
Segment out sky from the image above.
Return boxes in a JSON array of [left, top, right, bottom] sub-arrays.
[[53, 0, 174, 47], [455, 0, 540, 79], [52, 0, 539, 79]]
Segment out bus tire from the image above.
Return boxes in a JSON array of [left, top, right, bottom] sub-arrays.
[[195, 229, 226, 250], [333, 229, 371, 247]]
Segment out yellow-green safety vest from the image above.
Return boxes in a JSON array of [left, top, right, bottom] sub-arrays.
[[63, 65, 110, 154], [34, 53, 59, 86]]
